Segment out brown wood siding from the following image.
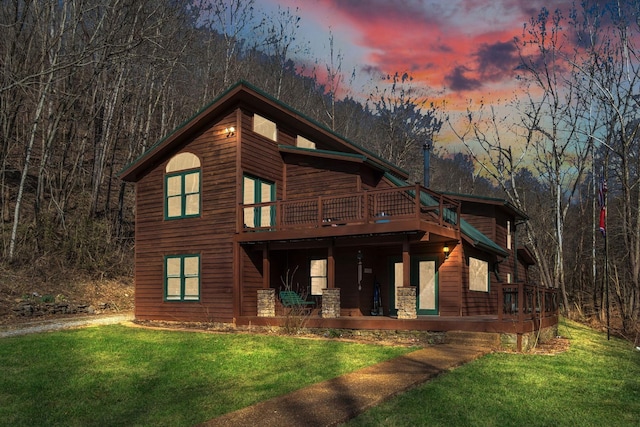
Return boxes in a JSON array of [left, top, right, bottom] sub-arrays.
[[240, 246, 263, 316], [436, 243, 463, 316], [285, 162, 360, 200], [460, 245, 497, 316], [460, 203, 497, 240], [134, 113, 238, 322]]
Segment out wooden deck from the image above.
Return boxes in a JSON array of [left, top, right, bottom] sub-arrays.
[[237, 184, 461, 242]]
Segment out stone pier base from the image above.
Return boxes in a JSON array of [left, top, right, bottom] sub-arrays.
[[257, 289, 275, 317], [322, 288, 340, 318], [397, 287, 417, 319]]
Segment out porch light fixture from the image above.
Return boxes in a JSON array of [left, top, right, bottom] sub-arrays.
[[225, 126, 235, 137], [443, 244, 450, 260]]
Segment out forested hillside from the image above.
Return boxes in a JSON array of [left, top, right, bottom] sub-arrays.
[[1, 0, 639, 336]]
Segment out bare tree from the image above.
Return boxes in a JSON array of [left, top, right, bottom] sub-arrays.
[[368, 72, 443, 180]]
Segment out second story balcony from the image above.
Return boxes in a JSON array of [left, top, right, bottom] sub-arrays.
[[236, 184, 461, 243]]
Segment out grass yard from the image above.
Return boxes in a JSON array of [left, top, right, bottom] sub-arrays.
[[0, 325, 411, 426], [346, 319, 640, 427]]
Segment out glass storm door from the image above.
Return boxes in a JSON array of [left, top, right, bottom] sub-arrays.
[[415, 258, 438, 315], [389, 257, 438, 316]]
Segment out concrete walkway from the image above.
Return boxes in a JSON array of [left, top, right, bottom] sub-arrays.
[[201, 343, 491, 427]]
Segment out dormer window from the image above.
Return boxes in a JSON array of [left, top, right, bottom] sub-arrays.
[[165, 152, 201, 219], [253, 114, 277, 141], [296, 135, 316, 149]]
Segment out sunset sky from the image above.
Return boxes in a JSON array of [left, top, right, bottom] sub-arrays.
[[259, 0, 574, 150]]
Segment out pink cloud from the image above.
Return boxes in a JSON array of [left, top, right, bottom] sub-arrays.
[[271, 0, 578, 105]]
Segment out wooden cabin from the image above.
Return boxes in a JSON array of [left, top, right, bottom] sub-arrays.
[[120, 82, 557, 348]]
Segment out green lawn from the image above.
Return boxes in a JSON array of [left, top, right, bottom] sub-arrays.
[[0, 325, 411, 426], [346, 319, 640, 427]]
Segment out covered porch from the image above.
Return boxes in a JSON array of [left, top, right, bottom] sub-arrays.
[[241, 282, 559, 351]]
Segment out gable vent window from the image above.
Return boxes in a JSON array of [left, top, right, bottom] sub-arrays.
[[253, 114, 277, 141], [165, 152, 201, 219], [296, 135, 316, 149]]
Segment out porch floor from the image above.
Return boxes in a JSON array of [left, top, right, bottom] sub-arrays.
[[238, 314, 557, 335]]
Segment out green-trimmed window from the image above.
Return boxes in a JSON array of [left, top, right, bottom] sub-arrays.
[[165, 254, 200, 301], [243, 175, 275, 228], [165, 152, 200, 219]]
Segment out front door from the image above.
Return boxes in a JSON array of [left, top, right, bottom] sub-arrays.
[[388, 256, 438, 316]]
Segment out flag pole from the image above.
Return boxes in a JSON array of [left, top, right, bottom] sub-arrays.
[[605, 218, 610, 341], [598, 161, 610, 341]]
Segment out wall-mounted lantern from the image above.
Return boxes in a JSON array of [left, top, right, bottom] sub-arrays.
[[443, 244, 450, 260]]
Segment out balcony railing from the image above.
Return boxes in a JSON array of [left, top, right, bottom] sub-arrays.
[[239, 184, 461, 233], [498, 283, 559, 322]]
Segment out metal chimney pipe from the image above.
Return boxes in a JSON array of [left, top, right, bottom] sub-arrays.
[[423, 139, 432, 188]]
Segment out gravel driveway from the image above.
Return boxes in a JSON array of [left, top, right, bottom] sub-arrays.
[[0, 312, 134, 338]]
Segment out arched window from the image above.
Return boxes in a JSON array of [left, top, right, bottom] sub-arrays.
[[165, 152, 201, 219]]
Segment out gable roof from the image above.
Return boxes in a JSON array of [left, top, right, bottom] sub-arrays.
[[441, 191, 528, 220], [120, 81, 408, 182]]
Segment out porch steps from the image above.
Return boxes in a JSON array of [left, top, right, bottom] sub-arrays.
[[445, 331, 501, 350]]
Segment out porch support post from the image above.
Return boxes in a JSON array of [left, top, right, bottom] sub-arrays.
[[262, 244, 270, 289], [327, 241, 335, 288], [402, 238, 411, 287], [497, 283, 504, 321]]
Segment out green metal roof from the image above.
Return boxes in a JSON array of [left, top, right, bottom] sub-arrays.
[[441, 191, 529, 220], [384, 173, 508, 257]]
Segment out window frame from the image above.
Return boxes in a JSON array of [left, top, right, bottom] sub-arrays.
[[469, 256, 490, 292], [253, 113, 277, 141], [296, 135, 316, 149], [309, 258, 327, 296], [243, 174, 275, 228], [165, 169, 201, 220], [164, 254, 201, 302]]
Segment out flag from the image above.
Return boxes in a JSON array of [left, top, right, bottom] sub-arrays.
[[598, 176, 607, 237]]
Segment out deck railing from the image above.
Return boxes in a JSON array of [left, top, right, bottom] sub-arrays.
[[239, 184, 461, 233], [498, 283, 559, 322]]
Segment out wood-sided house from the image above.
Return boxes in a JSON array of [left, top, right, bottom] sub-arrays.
[[120, 81, 557, 347]]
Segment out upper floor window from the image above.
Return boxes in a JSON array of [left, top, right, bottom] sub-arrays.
[[253, 114, 277, 141], [243, 175, 275, 228], [165, 152, 201, 219], [506, 220, 512, 250], [296, 135, 316, 149]]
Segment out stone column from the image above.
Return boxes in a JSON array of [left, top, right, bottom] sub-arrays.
[[321, 288, 340, 318], [257, 289, 275, 317], [397, 287, 417, 319]]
